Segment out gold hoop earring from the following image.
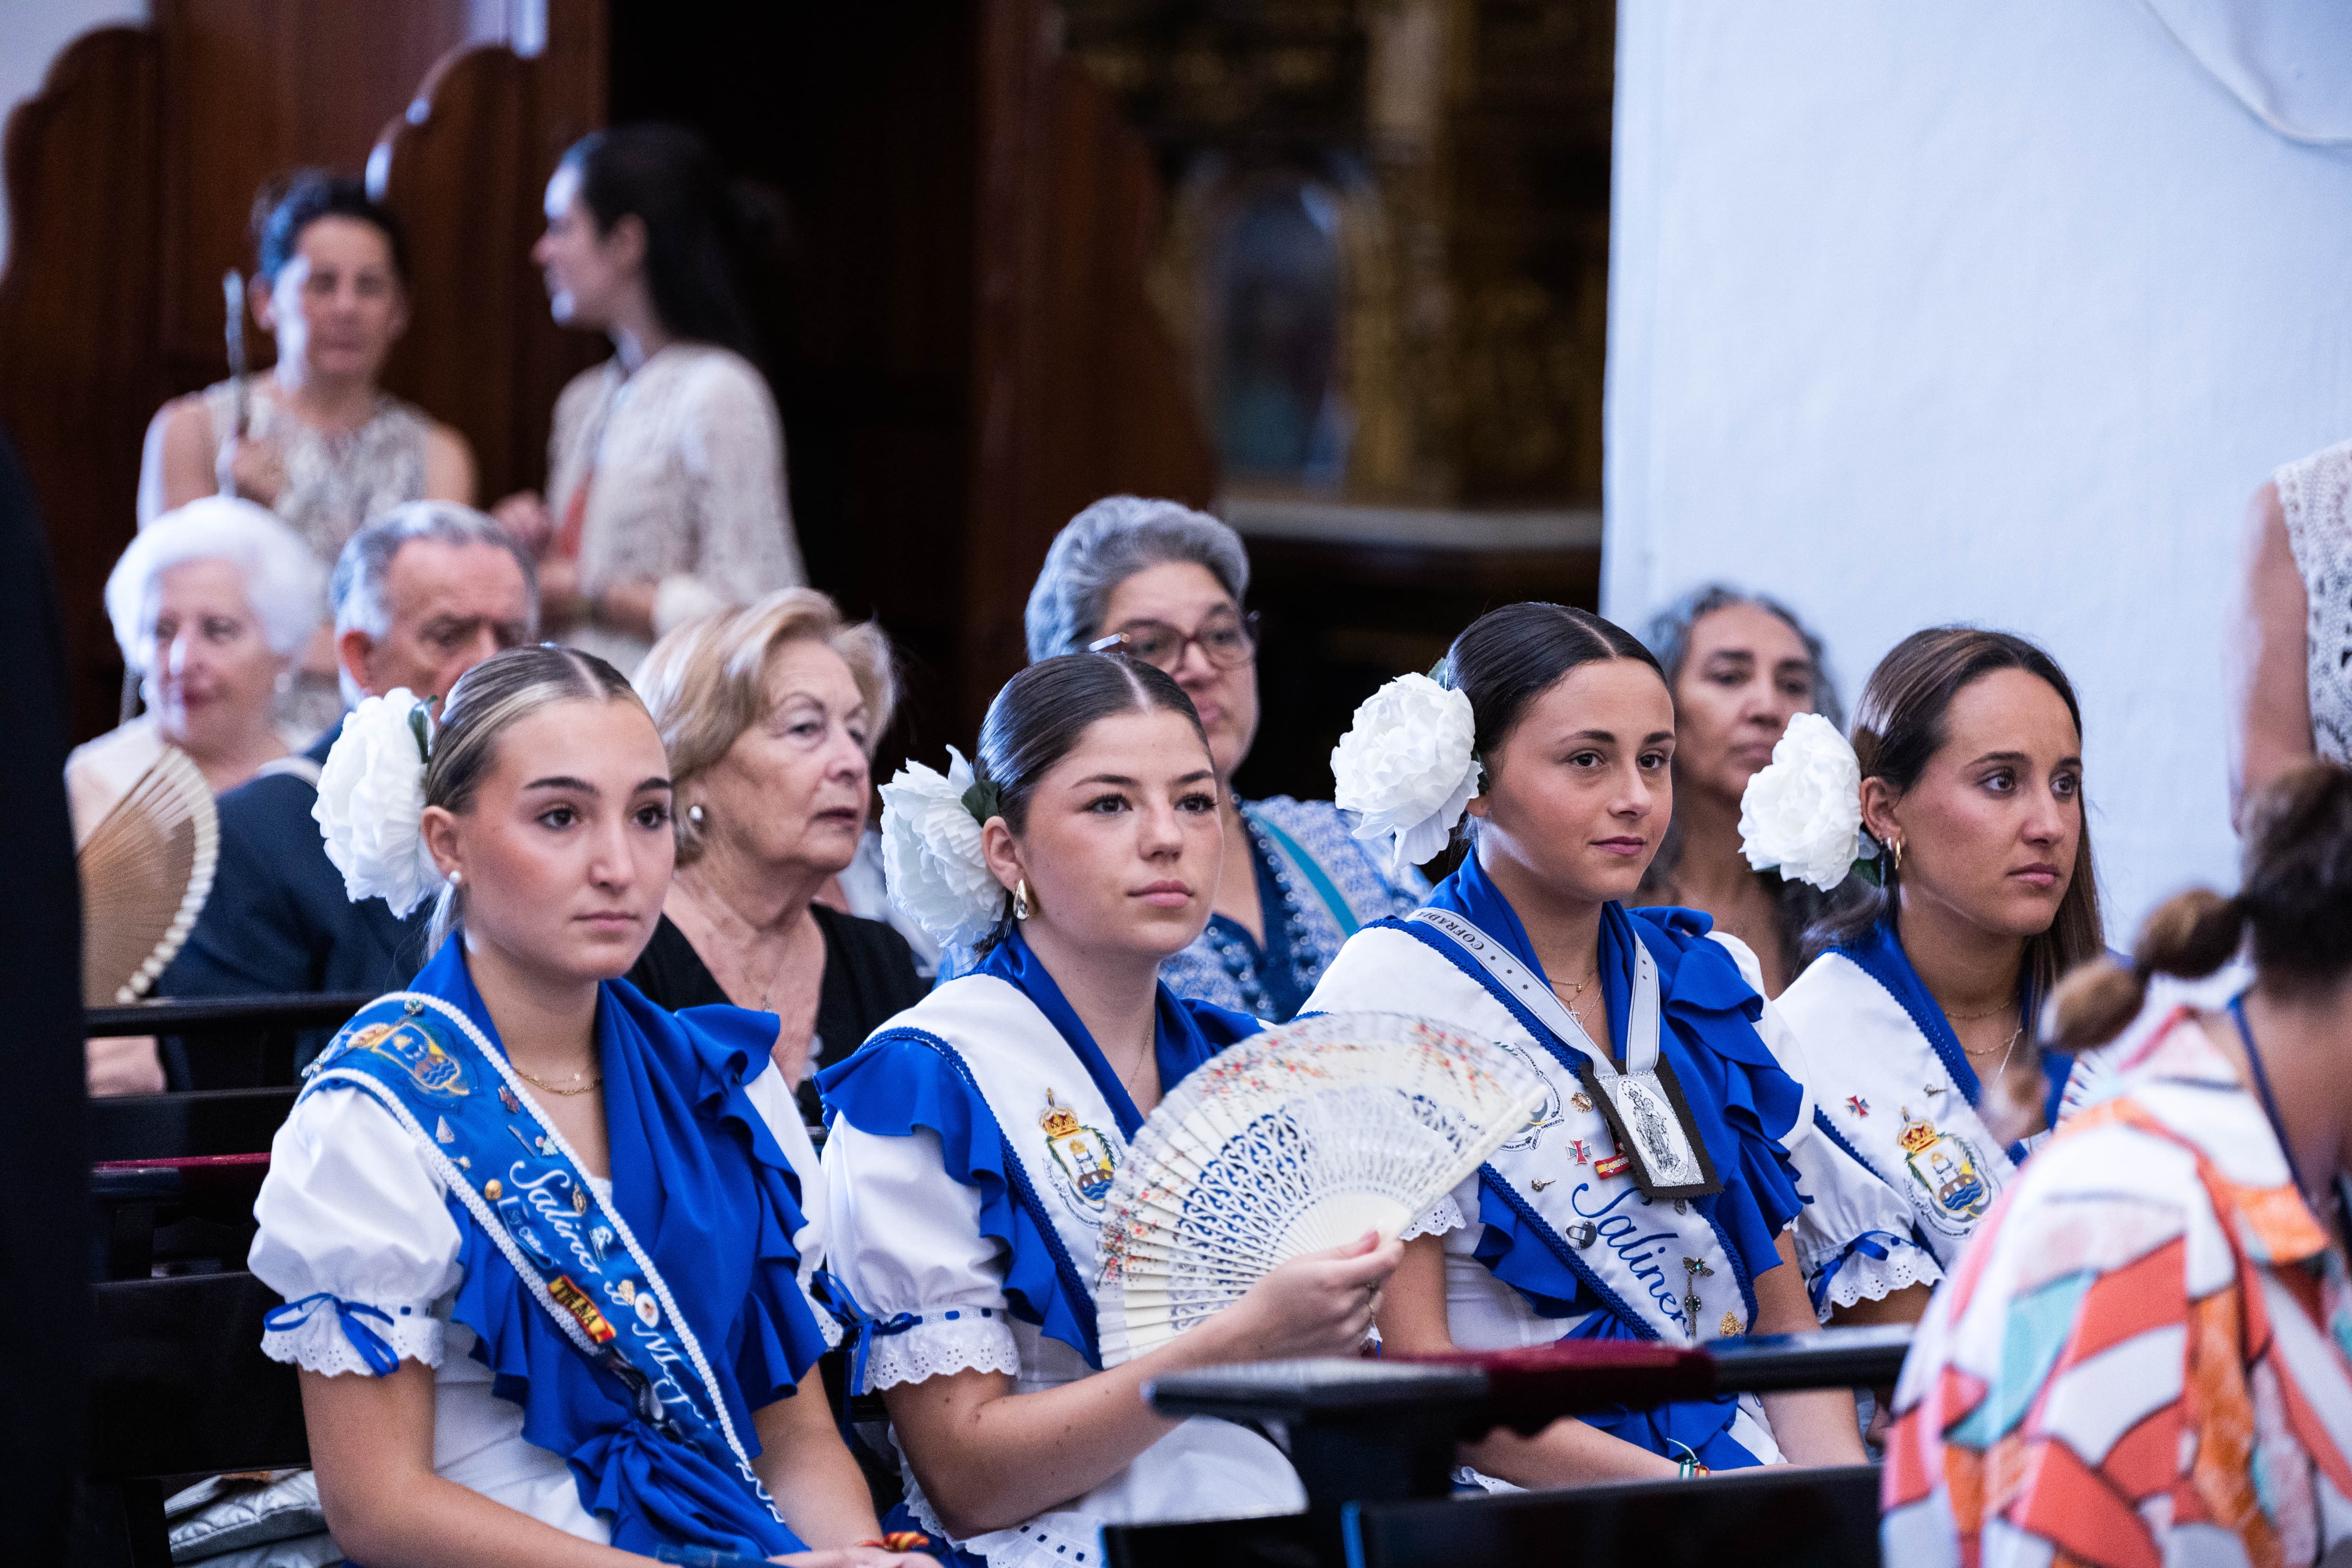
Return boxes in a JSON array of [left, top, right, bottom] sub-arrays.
[[1013, 879, 1032, 921], [1888, 837, 1904, 873]]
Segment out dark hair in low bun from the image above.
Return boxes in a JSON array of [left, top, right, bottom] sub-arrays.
[[969, 652, 1208, 953], [2047, 761, 2352, 1048], [1440, 602, 1663, 760]]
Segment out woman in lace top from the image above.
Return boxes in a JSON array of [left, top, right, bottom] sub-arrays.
[[818, 654, 1400, 1565], [494, 125, 806, 676], [141, 174, 476, 737], [1024, 496, 1424, 1020], [2232, 437, 2352, 824]]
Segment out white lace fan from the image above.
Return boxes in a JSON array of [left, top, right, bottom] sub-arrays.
[[1095, 1011, 1547, 1367]]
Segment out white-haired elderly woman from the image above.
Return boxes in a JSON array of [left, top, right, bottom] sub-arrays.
[[1025, 496, 1426, 1020], [71, 497, 322, 1097], [626, 588, 928, 1125], [68, 497, 324, 839]]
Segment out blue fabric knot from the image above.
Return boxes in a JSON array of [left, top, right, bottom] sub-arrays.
[[1804, 1229, 1910, 1316], [264, 1291, 401, 1377]]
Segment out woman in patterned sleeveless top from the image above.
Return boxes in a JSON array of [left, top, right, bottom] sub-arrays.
[[2230, 436, 2352, 822], [140, 173, 476, 736]]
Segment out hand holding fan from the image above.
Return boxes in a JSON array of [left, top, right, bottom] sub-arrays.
[[1095, 1012, 1547, 1367]]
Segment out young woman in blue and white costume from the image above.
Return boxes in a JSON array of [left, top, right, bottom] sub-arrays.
[[1305, 603, 1871, 1485], [1753, 628, 2109, 1330], [818, 653, 1402, 1565], [246, 645, 927, 1567]]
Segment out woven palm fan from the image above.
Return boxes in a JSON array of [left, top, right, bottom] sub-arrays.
[[80, 747, 219, 1005], [1095, 1011, 1548, 1367]]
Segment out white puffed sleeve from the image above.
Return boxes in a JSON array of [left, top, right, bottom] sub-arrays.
[[822, 1121, 1022, 1393], [742, 1061, 842, 1347], [1784, 1121, 1944, 1325], [248, 1087, 463, 1375]]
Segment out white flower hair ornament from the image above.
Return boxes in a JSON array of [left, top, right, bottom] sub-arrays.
[[1738, 711, 1884, 892], [314, 688, 445, 917], [1331, 672, 1484, 878], [880, 746, 1010, 956]]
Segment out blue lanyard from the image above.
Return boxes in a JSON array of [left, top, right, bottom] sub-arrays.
[[2230, 996, 2320, 1205]]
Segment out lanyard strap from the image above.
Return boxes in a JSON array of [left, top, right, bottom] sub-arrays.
[[1406, 906, 1659, 1079]]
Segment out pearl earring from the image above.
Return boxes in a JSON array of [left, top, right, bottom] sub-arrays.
[[688, 804, 706, 826], [447, 870, 464, 886]]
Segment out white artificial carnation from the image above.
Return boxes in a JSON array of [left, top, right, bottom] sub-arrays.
[[1739, 711, 1865, 892], [880, 747, 1006, 954], [1330, 673, 1483, 878], [313, 688, 442, 917]]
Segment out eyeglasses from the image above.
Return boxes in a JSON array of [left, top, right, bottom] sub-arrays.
[[1087, 611, 1260, 673]]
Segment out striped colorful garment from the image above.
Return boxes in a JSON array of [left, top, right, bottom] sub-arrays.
[[1883, 1007, 2352, 1568]]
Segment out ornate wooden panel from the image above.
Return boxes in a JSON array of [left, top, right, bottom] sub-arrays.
[[0, 27, 165, 739], [368, 0, 608, 505], [966, 0, 1218, 723]]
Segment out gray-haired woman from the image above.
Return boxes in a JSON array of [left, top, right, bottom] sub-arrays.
[[1636, 583, 1843, 996], [1025, 495, 1425, 1019]]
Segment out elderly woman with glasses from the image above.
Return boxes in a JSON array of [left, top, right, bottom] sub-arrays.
[[1025, 495, 1427, 1019]]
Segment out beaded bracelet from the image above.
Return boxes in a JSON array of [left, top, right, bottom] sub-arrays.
[[858, 1532, 933, 1551]]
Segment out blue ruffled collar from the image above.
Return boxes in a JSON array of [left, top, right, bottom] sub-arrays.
[[1425, 850, 1766, 1066], [972, 929, 1235, 1138]]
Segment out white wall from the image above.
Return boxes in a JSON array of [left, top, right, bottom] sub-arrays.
[[1605, 0, 2352, 936], [0, 0, 149, 273]]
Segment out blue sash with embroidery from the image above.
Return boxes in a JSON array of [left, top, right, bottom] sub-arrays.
[[297, 948, 820, 1558]]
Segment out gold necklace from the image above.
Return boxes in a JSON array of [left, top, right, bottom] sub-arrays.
[[1549, 968, 1600, 1004], [514, 1065, 603, 1097], [1942, 997, 2015, 1023]]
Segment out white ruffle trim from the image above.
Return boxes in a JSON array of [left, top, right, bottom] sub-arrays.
[[261, 1304, 443, 1376], [900, 1476, 1105, 1568], [801, 1277, 845, 1351], [1809, 1240, 1944, 1325], [861, 1313, 1021, 1393], [1398, 1193, 1465, 1242]]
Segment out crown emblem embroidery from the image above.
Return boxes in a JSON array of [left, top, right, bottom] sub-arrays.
[[1895, 1107, 1940, 1155], [1040, 1089, 1118, 1210], [1040, 1092, 1084, 1140]]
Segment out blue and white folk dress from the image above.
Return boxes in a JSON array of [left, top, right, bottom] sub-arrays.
[[1776, 920, 2083, 1319], [817, 929, 1304, 1567], [1302, 851, 1838, 1472], [247, 940, 837, 1557]]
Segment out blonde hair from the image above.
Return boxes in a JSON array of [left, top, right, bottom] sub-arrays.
[[423, 645, 645, 951], [635, 588, 897, 865]]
